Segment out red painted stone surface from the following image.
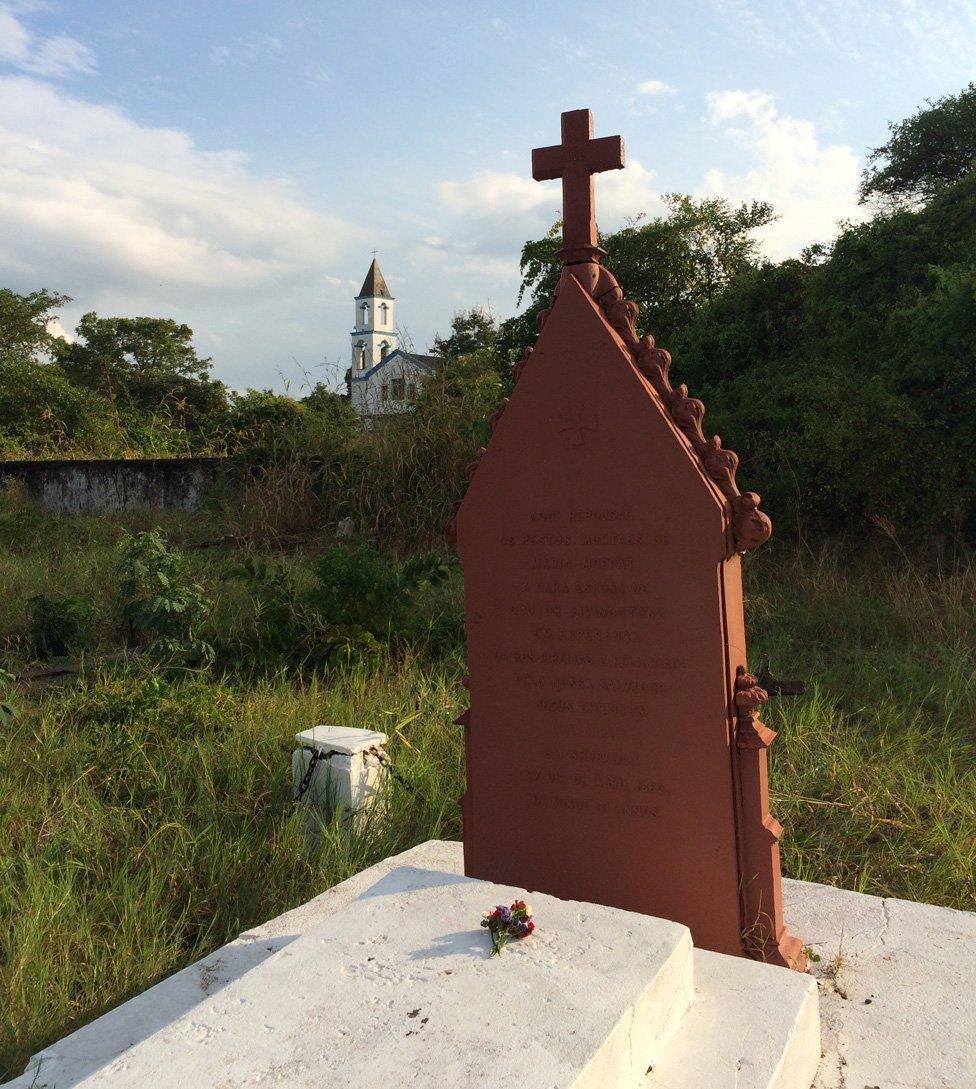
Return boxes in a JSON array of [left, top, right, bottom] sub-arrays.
[[454, 109, 804, 970], [532, 108, 624, 264]]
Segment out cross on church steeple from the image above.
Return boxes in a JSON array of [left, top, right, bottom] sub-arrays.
[[532, 109, 625, 265]]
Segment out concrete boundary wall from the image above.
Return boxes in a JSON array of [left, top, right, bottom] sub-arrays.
[[0, 458, 226, 513]]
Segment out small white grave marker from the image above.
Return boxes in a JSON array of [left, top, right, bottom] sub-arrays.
[[291, 725, 387, 826]]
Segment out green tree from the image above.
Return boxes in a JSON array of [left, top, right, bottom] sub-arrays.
[[860, 82, 976, 207], [503, 195, 776, 359], [431, 308, 499, 360], [666, 175, 976, 538], [0, 359, 124, 457], [701, 362, 954, 538], [0, 288, 71, 365], [302, 383, 362, 442], [670, 258, 813, 391], [56, 313, 227, 432], [810, 173, 976, 363]]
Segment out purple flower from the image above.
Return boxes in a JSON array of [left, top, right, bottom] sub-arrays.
[[480, 900, 537, 955]]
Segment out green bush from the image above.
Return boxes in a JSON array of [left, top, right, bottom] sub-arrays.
[[114, 531, 214, 667], [26, 594, 92, 660], [699, 362, 956, 538], [0, 359, 125, 457], [658, 174, 976, 539], [219, 546, 456, 670], [309, 546, 449, 634], [218, 555, 339, 669], [222, 389, 359, 463], [0, 669, 16, 729]]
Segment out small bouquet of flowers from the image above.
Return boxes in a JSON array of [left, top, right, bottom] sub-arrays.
[[480, 899, 535, 957]]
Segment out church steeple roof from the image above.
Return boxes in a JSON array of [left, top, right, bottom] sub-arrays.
[[356, 258, 392, 299]]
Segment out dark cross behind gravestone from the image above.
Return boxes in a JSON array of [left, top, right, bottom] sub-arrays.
[[532, 108, 624, 264], [453, 108, 806, 971], [756, 659, 807, 698]]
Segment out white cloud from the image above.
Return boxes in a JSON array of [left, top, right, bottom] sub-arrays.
[[0, 4, 95, 77], [598, 160, 666, 222], [23, 34, 96, 77], [437, 160, 661, 226], [636, 79, 676, 96], [0, 75, 364, 387], [0, 77, 357, 290], [46, 316, 72, 342], [438, 171, 553, 218], [209, 35, 285, 66], [0, 6, 31, 65], [428, 159, 664, 305], [703, 89, 863, 257]]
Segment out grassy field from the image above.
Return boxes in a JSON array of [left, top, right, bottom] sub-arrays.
[[1, 493, 975, 1079]]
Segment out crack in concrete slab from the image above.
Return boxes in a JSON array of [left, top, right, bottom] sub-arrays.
[[626, 1004, 635, 1082], [874, 899, 892, 950]]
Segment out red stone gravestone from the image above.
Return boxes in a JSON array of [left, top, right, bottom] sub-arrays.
[[451, 109, 806, 970]]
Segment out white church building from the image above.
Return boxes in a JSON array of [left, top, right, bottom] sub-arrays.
[[348, 259, 437, 418]]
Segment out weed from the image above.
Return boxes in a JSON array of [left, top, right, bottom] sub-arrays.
[[218, 545, 459, 671], [821, 946, 846, 981], [26, 593, 92, 659], [114, 530, 215, 668], [0, 658, 464, 1079], [2, 514, 976, 1078], [0, 669, 16, 728]]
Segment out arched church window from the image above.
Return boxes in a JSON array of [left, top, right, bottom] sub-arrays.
[[380, 341, 390, 361], [360, 301, 369, 326], [379, 302, 389, 325], [357, 343, 366, 369]]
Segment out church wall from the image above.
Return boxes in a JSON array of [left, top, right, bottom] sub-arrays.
[[353, 297, 394, 333], [352, 332, 396, 375], [357, 356, 430, 417], [349, 260, 425, 420]]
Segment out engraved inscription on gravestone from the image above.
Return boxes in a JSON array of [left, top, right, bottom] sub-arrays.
[[451, 108, 805, 970]]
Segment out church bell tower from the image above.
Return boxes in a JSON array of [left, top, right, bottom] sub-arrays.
[[351, 258, 397, 378]]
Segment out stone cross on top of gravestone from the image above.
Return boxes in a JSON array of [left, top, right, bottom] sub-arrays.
[[531, 107, 624, 264], [450, 108, 806, 971]]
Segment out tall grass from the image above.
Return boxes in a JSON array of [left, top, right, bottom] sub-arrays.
[[747, 541, 976, 907], [0, 661, 465, 1081], [2, 502, 975, 1079]]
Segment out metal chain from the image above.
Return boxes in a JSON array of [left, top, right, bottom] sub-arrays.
[[373, 749, 425, 801], [290, 743, 427, 807], [293, 745, 340, 804]]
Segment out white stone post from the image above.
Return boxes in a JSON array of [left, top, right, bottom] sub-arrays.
[[291, 725, 388, 832]]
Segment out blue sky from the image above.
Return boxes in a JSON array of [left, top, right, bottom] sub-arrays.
[[2, 1, 975, 391]]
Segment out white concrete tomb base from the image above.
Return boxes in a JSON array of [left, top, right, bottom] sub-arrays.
[[70, 867, 695, 1089], [7, 842, 844, 1089]]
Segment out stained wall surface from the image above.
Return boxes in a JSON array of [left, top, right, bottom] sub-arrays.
[[0, 458, 224, 513]]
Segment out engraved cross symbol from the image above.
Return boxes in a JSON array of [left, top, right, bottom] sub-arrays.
[[558, 401, 598, 447], [532, 109, 625, 265]]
